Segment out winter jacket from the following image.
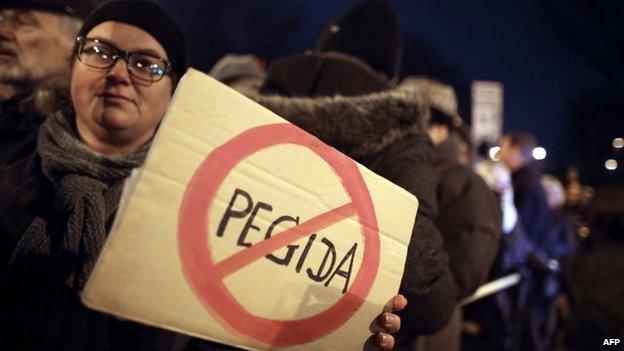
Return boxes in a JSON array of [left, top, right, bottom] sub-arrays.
[[512, 165, 550, 245], [433, 138, 501, 299], [0, 81, 72, 274], [0, 109, 238, 351], [0, 91, 42, 166], [0, 92, 52, 276], [230, 52, 458, 335]]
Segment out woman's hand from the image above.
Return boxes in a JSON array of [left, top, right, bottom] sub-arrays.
[[372, 294, 408, 350]]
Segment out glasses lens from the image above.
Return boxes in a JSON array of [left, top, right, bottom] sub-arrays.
[[128, 54, 169, 82], [78, 39, 117, 69]]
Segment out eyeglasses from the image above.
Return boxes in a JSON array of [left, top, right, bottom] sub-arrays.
[[75, 36, 171, 82]]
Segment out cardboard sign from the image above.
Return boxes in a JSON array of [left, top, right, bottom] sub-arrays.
[[82, 69, 419, 351]]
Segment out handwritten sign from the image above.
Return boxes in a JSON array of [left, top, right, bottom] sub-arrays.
[[82, 69, 418, 351]]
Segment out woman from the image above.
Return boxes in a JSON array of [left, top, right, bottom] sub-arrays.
[[0, 1, 403, 350]]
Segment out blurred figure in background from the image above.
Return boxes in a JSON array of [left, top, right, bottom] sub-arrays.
[[535, 175, 576, 349], [498, 131, 551, 248], [416, 87, 501, 351], [0, 0, 94, 164], [540, 175, 576, 264], [0, 0, 94, 277], [563, 166, 594, 242], [465, 161, 532, 351], [498, 131, 568, 351]]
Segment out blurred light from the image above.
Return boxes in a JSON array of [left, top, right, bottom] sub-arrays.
[[547, 259, 560, 271], [583, 186, 595, 200], [533, 147, 547, 160], [489, 146, 500, 161], [614, 137, 624, 149], [605, 159, 618, 171], [579, 226, 590, 238]]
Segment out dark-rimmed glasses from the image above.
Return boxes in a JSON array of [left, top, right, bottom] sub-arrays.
[[75, 36, 171, 82]]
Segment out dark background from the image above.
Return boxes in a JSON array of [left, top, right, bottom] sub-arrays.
[[153, 0, 624, 188]]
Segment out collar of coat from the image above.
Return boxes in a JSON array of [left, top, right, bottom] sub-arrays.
[[235, 77, 429, 159]]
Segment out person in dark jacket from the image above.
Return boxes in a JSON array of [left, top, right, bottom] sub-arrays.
[[428, 98, 501, 301], [465, 160, 527, 351], [416, 101, 501, 351], [0, 1, 189, 349], [0, 0, 94, 165], [498, 131, 550, 247], [498, 131, 555, 351], [0, 1, 405, 350], [0, 0, 94, 277], [216, 0, 457, 344]]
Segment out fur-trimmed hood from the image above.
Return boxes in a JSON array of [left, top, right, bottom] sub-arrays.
[[235, 77, 429, 158]]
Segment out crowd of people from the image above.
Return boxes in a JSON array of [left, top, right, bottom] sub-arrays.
[[0, 0, 620, 351]]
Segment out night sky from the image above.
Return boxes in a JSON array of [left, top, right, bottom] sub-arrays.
[[156, 0, 624, 184]]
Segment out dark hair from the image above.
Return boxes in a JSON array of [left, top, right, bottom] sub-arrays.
[[453, 124, 472, 150], [429, 107, 454, 128], [505, 130, 538, 160]]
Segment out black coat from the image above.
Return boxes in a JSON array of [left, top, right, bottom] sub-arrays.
[[512, 165, 550, 244], [0, 93, 53, 276], [433, 139, 501, 299], [0, 92, 42, 166]]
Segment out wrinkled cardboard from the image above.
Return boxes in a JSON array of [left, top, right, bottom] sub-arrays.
[[82, 69, 419, 351]]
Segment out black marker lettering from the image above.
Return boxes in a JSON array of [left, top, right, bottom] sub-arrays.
[[217, 188, 253, 237], [238, 201, 273, 247], [325, 243, 358, 294], [307, 238, 336, 282], [265, 215, 300, 265], [296, 233, 317, 273]]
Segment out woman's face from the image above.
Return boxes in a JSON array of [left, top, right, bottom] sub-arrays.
[[71, 21, 173, 157]]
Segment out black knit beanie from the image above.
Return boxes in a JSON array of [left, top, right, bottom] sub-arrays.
[[0, 0, 95, 19], [78, 0, 187, 82], [315, 0, 402, 81]]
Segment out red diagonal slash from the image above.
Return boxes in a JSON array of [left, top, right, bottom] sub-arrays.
[[215, 202, 356, 278]]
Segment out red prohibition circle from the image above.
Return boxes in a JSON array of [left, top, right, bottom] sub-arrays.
[[178, 123, 380, 346]]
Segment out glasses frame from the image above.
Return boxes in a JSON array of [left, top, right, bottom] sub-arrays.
[[75, 36, 172, 82]]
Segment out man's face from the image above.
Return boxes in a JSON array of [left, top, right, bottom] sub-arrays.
[[0, 8, 74, 88], [498, 136, 524, 170], [427, 124, 449, 146]]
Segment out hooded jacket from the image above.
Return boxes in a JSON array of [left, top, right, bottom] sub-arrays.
[[224, 51, 457, 335]]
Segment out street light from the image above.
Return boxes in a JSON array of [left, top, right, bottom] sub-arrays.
[[613, 137, 624, 149], [489, 146, 500, 161], [533, 147, 547, 160], [605, 159, 618, 171]]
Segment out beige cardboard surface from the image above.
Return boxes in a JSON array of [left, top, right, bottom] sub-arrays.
[[82, 69, 419, 351]]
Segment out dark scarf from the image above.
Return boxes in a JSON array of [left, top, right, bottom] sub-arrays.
[[0, 110, 148, 350]]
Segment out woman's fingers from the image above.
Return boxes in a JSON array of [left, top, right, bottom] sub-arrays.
[[378, 312, 401, 334], [392, 294, 408, 312], [373, 332, 395, 350]]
